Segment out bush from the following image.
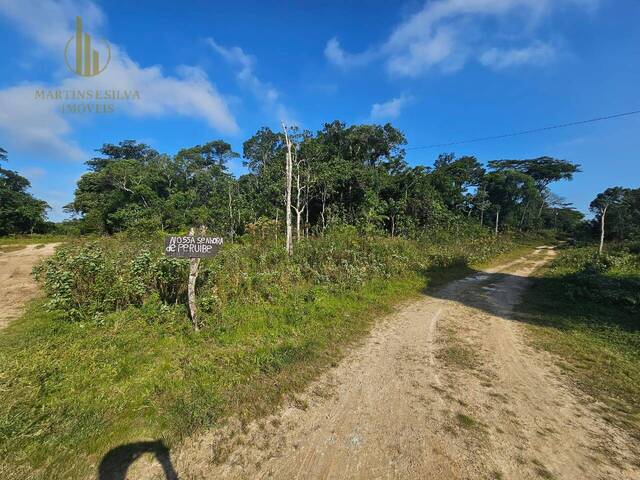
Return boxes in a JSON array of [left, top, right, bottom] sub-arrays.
[[33, 237, 188, 320], [547, 246, 640, 310], [33, 228, 517, 322]]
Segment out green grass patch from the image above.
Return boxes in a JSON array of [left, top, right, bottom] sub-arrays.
[[515, 245, 640, 436], [0, 275, 425, 480], [437, 343, 481, 371], [0, 245, 26, 254], [455, 412, 478, 429], [0, 232, 533, 479], [0, 234, 70, 246]]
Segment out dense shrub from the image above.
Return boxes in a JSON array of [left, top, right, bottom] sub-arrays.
[[548, 246, 640, 309], [33, 236, 188, 320], [33, 227, 516, 322]]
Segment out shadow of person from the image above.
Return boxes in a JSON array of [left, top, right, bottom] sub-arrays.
[[98, 441, 178, 480]]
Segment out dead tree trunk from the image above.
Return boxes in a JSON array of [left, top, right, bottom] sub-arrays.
[[292, 155, 305, 242], [282, 123, 293, 255], [320, 188, 328, 233], [228, 183, 235, 243], [494, 209, 500, 236], [599, 206, 608, 255]]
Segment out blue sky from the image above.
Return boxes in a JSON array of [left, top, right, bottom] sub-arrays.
[[0, 0, 638, 221]]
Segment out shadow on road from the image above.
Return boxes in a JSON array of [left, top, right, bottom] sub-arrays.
[[98, 441, 178, 480], [422, 249, 639, 336]]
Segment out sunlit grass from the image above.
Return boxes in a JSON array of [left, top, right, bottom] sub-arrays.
[[0, 235, 533, 479]]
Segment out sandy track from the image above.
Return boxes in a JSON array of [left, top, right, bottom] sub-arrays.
[[0, 243, 58, 329], [142, 247, 638, 479]]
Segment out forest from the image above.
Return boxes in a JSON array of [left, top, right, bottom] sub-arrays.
[[3, 121, 640, 247], [62, 122, 585, 238]]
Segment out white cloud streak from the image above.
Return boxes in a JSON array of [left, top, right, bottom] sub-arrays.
[[208, 38, 294, 124], [324, 38, 377, 69], [479, 41, 556, 69], [370, 94, 411, 120], [325, 0, 598, 76]]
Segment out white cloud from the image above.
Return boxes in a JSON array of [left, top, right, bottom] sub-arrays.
[[0, 0, 238, 161], [386, 27, 463, 77], [0, 0, 105, 51], [324, 38, 376, 69], [325, 0, 597, 76], [208, 38, 294, 124], [370, 94, 411, 120], [0, 85, 86, 161], [479, 41, 556, 69]]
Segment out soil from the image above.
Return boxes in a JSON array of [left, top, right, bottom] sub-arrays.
[[0, 243, 58, 330]]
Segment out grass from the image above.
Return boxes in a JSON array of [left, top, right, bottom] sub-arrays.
[[0, 234, 69, 246], [515, 246, 640, 437], [0, 238, 536, 480], [455, 412, 478, 429], [0, 245, 26, 253], [436, 336, 481, 371], [531, 459, 556, 479]]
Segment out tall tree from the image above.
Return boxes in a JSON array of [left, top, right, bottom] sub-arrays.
[[282, 124, 294, 255], [488, 157, 580, 222], [483, 170, 540, 233], [590, 187, 628, 254], [432, 153, 485, 211]]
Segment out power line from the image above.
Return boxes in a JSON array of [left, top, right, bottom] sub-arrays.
[[406, 109, 640, 150]]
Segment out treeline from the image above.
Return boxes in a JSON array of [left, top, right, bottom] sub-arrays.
[[0, 148, 49, 235], [4, 121, 637, 245], [590, 187, 640, 252], [62, 121, 583, 238]]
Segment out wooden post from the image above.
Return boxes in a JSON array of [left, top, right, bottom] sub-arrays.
[[187, 225, 206, 331]]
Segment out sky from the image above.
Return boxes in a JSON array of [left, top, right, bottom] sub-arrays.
[[0, 0, 638, 221]]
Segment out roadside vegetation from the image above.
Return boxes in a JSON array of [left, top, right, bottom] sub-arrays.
[[1, 227, 525, 480], [517, 243, 640, 435], [1, 120, 636, 479], [0, 234, 70, 247]]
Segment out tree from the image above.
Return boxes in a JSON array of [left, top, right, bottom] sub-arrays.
[[62, 124, 584, 241], [488, 157, 580, 222], [472, 186, 491, 227], [483, 170, 540, 233], [590, 187, 628, 254], [66, 140, 238, 234], [242, 127, 286, 223], [0, 149, 50, 235], [432, 154, 485, 211], [282, 123, 294, 255]]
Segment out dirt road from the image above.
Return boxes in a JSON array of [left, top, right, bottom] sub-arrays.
[[145, 247, 639, 479], [0, 244, 57, 329]]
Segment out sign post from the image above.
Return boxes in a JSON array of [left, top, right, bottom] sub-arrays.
[[165, 230, 223, 331]]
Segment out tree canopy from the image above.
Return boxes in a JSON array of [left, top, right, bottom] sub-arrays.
[[60, 122, 586, 238], [0, 148, 50, 235]]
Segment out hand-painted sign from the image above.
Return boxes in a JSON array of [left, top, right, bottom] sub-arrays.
[[164, 236, 223, 258]]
